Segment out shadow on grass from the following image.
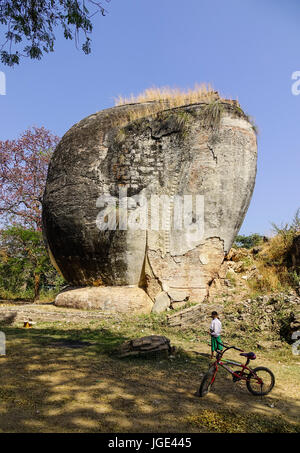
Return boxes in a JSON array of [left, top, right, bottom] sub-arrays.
[[0, 324, 299, 433]]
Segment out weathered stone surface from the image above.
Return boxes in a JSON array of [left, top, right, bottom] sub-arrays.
[[167, 289, 189, 302], [43, 99, 257, 312], [167, 303, 223, 327], [55, 287, 153, 313], [152, 291, 170, 313], [144, 255, 162, 301], [171, 301, 187, 310], [148, 238, 225, 303]]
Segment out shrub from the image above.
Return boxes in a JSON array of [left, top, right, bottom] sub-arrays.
[[247, 209, 300, 292]]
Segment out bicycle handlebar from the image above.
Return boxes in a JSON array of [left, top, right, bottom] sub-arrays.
[[212, 339, 244, 353]]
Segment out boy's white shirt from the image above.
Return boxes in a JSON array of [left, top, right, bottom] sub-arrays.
[[210, 318, 222, 337]]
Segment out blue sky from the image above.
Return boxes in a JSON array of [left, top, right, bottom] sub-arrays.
[[0, 0, 299, 236]]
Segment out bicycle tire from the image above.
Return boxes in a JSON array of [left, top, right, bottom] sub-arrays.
[[246, 366, 275, 396], [198, 366, 216, 397]]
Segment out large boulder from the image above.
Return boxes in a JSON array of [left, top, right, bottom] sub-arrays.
[[43, 95, 257, 312]]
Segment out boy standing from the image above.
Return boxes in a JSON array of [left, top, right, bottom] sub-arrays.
[[210, 311, 223, 359]]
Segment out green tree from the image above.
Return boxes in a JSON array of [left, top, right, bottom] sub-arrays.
[[0, 1, 110, 66], [0, 226, 64, 300], [233, 233, 264, 249]]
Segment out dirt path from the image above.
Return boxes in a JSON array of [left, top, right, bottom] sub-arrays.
[[0, 302, 117, 323]]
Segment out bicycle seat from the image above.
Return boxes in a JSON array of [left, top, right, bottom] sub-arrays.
[[240, 352, 256, 360]]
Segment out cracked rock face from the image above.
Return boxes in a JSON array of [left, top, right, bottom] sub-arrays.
[[42, 101, 257, 312]]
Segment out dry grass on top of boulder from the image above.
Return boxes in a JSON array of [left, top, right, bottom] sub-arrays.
[[112, 84, 253, 135], [114, 83, 237, 108]]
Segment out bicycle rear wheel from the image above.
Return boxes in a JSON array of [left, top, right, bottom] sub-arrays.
[[246, 366, 275, 396], [198, 365, 216, 397]]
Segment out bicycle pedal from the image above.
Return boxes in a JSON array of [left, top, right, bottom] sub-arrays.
[[232, 371, 243, 382], [232, 376, 242, 382]]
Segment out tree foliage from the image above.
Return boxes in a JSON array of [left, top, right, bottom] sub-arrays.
[[271, 208, 300, 240], [0, 126, 59, 229], [0, 226, 64, 300], [0, 0, 110, 66]]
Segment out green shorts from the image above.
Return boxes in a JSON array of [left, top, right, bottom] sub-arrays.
[[211, 336, 223, 352]]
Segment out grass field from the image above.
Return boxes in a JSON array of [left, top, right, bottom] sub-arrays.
[[0, 309, 299, 433]]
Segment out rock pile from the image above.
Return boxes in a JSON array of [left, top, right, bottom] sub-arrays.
[[118, 335, 175, 357], [223, 293, 299, 333], [167, 292, 300, 340]]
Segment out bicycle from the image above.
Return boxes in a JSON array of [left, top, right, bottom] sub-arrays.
[[198, 340, 275, 397]]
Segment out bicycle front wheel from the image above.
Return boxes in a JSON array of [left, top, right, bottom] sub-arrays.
[[198, 366, 216, 397], [246, 366, 275, 396]]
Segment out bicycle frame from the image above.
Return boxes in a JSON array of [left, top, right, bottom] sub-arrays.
[[209, 341, 263, 386]]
